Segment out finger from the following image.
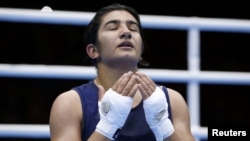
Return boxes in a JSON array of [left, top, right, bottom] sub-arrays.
[[136, 74, 153, 95], [116, 71, 133, 93], [121, 74, 137, 95], [136, 76, 150, 98], [136, 72, 156, 92], [113, 72, 127, 90], [138, 84, 148, 99], [127, 83, 139, 98], [113, 71, 133, 93]]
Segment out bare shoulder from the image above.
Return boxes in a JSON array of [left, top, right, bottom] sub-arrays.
[[166, 87, 190, 121], [49, 90, 82, 141], [166, 88, 187, 109], [166, 88, 195, 141], [50, 90, 81, 115]]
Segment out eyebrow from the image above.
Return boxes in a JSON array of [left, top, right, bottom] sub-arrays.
[[104, 19, 138, 27]]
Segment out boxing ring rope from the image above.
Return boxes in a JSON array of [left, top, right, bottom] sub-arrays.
[[1, 7, 250, 140]]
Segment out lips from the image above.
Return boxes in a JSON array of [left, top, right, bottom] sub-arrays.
[[118, 41, 134, 48]]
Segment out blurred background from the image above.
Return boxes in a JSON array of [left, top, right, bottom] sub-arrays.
[[1, 0, 250, 141]]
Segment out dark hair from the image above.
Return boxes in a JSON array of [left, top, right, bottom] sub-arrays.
[[84, 3, 149, 67]]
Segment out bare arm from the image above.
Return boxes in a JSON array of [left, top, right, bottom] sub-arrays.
[[50, 90, 112, 141], [49, 90, 82, 141], [165, 88, 195, 141]]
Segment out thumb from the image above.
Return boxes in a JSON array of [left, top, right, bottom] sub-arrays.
[[97, 85, 106, 100]]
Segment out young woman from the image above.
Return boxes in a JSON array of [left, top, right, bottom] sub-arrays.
[[49, 4, 195, 141]]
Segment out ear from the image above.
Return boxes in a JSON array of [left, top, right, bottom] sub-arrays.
[[86, 44, 99, 59]]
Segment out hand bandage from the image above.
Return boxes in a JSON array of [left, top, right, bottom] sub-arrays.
[[143, 87, 174, 141], [96, 88, 133, 140]]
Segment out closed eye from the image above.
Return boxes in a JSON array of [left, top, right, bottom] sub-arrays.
[[129, 25, 139, 32], [127, 21, 139, 32], [106, 23, 118, 30], [104, 20, 119, 30]]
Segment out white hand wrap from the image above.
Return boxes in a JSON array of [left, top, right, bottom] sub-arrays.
[[143, 87, 174, 141], [96, 88, 133, 140]]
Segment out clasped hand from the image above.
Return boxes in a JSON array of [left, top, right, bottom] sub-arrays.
[[96, 71, 174, 140], [112, 71, 157, 99]]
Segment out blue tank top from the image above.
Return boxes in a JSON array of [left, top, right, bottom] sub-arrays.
[[73, 80, 172, 141]]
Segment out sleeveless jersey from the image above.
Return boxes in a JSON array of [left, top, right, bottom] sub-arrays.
[[73, 80, 172, 141]]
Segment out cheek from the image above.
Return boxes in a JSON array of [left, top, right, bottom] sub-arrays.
[[97, 36, 115, 55], [99, 33, 116, 46], [135, 37, 143, 53]]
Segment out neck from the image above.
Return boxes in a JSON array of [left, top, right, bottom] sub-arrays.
[[94, 63, 138, 91]]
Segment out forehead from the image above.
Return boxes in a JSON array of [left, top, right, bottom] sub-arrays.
[[101, 10, 137, 24]]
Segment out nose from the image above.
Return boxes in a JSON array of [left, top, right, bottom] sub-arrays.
[[120, 32, 132, 39]]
